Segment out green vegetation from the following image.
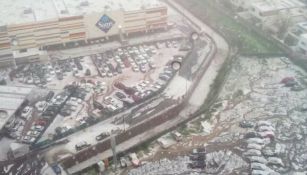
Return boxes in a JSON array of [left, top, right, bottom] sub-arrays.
[[136, 140, 152, 154], [74, 167, 98, 175], [177, 124, 191, 136], [85, 169, 98, 175], [177, 0, 284, 54]]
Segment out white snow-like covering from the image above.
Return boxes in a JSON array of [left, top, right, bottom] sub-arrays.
[[201, 121, 213, 135], [63, 123, 127, 153], [164, 75, 191, 100], [0, 0, 162, 26]]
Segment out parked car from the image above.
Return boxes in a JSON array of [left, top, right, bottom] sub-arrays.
[[46, 91, 55, 102], [96, 133, 109, 141], [51, 164, 62, 175], [244, 132, 261, 139], [188, 162, 205, 169], [34, 125, 44, 131], [75, 141, 91, 151], [140, 65, 146, 73], [239, 120, 254, 128], [159, 74, 171, 81], [21, 106, 33, 120], [120, 157, 128, 168], [115, 92, 126, 99]]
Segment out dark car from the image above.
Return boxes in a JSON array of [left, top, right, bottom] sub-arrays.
[[85, 69, 91, 76], [190, 154, 206, 161], [159, 74, 171, 81], [239, 120, 254, 128], [96, 133, 109, 141], [117, 66, 123, 74], [244, 132, 261, 139], [115, 92, 126, 99], [93, 101, 104, 110], [188, 162, 205, 169], [51, 164, 61, 175], [56, 73, 63, 80], [46, 91, 55, 102], [60, 108, 71, 116]]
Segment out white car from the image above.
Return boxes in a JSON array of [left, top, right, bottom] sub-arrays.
[[34, 125, 44, 131], [268, 157, 284, 166], [248, 156, 268, 164], [107, 72, 113, 77], [21, 107, 33, 120], [23, 135, 31, 141], [251, 162, 268, 171], [247, 144, 263, 150], [100, 71, 106, 77], [257, 121, 272, 127], [46, 77, 52, 82], [244, 149, 262, 156], [35, 101, 48, 112], [27, 130, 40, 137], [257, 125, 275, 132]]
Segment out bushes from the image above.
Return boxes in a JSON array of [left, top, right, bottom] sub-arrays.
[[177, 0, 284, 55]]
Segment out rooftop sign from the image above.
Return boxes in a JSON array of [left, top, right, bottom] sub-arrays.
[[96, 14, 115, 33]]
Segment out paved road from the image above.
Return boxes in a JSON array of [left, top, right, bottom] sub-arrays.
[[166, 0, 229, 106]]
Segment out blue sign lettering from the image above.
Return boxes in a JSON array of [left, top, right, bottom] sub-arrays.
[[96, 14, 115, 33]]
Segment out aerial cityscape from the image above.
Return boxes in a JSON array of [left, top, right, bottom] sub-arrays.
[[0, 0, 307, 175]]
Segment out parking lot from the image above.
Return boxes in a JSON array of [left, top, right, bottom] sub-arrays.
[[3, 38, 186, 145]]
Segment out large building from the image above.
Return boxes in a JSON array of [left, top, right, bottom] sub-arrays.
[[0, 6, 168, 67], [247, 0, 306, 31]]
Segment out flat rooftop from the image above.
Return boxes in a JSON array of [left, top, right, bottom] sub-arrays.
[[0, 86, 33, 129], [252, 0, 306, 13], [0, 0, 162, 26]]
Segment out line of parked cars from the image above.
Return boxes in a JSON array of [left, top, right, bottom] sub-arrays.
[[11, 57, 84, 87], [94, 59, 178, 116], [5, 103, 48, 144], [92, 39, 179, 79], [92, 44, 157, 78]]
